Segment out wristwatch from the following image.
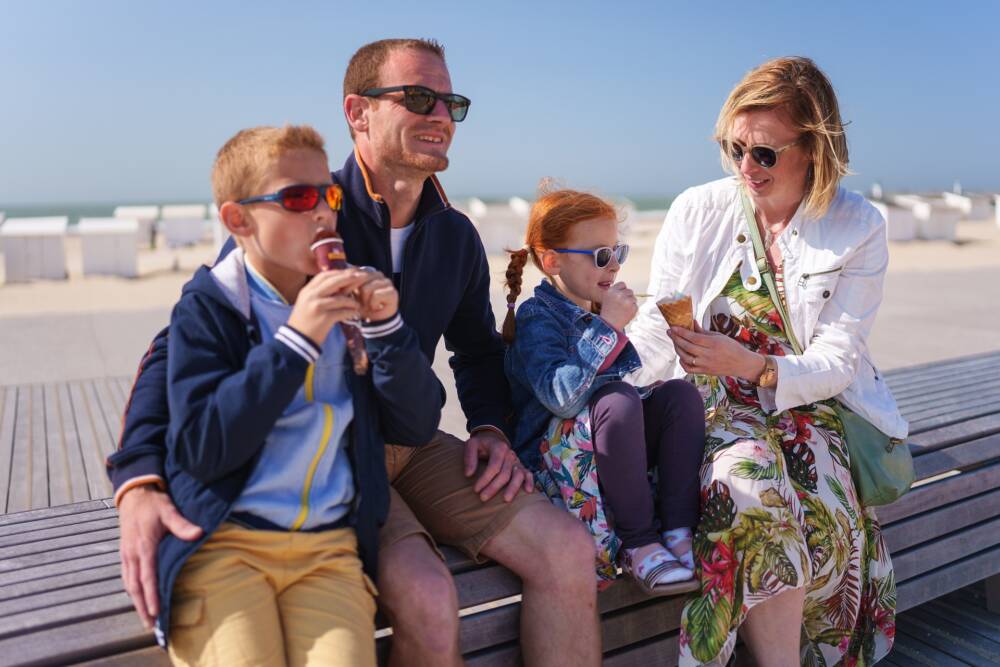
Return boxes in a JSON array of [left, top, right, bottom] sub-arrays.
[[757, 355, 778, 388]]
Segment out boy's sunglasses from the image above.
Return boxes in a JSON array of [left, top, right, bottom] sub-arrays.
[[238, 184, 343, 212], [554, 243, 629, 269], [723, 139, 799, 169], [361, 85, 471, 122]]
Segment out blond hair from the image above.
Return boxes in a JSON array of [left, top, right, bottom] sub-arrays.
[[211, 125, 327, 206], [715, 57, 849, 218]]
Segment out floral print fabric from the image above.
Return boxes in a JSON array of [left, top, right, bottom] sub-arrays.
[[533, 409, 623, 588], [679, 270, 896, 666]]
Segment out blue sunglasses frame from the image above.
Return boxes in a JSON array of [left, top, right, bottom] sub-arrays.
[[553, 243, 629, 268]]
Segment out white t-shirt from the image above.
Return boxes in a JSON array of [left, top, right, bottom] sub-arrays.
[[390, 223, 415, 275]]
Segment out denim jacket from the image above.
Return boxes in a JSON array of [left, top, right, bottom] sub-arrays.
[[505, 280, 642, 469]]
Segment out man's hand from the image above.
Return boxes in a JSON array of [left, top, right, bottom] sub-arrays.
[[356, 269, 399, 322], [118, 485, 203, 629], [463, 430, 534, 503]]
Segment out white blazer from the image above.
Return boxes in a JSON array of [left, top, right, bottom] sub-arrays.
[[627, 177, 908, 439]]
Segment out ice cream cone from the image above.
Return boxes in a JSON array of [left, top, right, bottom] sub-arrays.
[[657, 294, 693, 330]]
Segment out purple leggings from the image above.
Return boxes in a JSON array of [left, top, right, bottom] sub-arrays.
[[588, 380, 705, 549]]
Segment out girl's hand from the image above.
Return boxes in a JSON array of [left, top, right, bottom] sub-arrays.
[[600, 282, 638, 330], [667, 321, 766, 380]]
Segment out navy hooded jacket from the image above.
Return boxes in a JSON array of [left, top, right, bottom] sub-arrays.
[[148, 244, 440, 646]]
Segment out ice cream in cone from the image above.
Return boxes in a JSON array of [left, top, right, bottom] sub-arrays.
[[657, 292, 693, 330]]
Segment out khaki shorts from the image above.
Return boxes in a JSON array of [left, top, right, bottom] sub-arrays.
[[380, 430, 546, 563]]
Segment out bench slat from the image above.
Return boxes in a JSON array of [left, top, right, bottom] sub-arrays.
[[0, 563, 120, 602], [882, 487, 1000, 554], [877, 461, 1000, 524], [0, 576, 125, 618], [0, 527, 119, 562], [893, 516, 1000, 583], [889, 359, 1000, 398], [897, 545, 1000, 613], [0, 509, 118, 543], [74, 645, 168, 667], [0, 537, 119, 577], [913, 434, 1000, 480], [0, 500, 110, 529], [603, 633, 679, 667], [0, 388, 16, 516], [0, 550, 120, 588], [0, 521, 120, 555], [909, 413, 1000, 453], [0, 608, 152, 667], [601, 597, 686, 652]]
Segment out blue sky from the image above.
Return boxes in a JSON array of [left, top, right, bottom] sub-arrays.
[[1, 0, 997, 205]]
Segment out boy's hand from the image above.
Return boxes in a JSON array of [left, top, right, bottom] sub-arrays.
[[599, 282, 638, 330], [288, 269, 369, 344], [356, 269, 399, 322]]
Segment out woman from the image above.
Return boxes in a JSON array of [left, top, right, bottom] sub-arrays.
[[627, 57, 906, 666]]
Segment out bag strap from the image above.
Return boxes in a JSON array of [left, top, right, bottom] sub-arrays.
[[739, 189, 804, 355]]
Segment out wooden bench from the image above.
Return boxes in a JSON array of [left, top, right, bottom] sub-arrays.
[[0, 351, 998, 666]]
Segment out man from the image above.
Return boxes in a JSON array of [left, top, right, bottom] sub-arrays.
[[109, 38, 600, 667]]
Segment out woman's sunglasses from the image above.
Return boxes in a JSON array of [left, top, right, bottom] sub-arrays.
[[723, 139, 799, 169], [554, 243, 629, 269], [238, 184, 343, 213], [361, 85, 471, 122]]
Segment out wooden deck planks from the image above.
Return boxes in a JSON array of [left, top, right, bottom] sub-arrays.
[[0, 388, 17, 515]]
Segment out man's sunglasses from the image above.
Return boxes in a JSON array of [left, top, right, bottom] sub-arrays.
[[238, 184, 343, 212], [554, 243, 629, 269], [361, 85, 471, 122], [723, 139, 799, 169]]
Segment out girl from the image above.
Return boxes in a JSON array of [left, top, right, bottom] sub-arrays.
[[502, 188, 705, 593]]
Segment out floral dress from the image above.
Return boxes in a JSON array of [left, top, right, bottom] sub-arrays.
[[678, 269, 896, 666]]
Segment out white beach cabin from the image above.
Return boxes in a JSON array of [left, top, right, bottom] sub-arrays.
[[161, 204, 207, 247], [890, 194, 961, 241], [463, 198, 529, 255], [868, 200, 917, 242], [995, 195, 1000, 229], [78, 218, 139, 278], [941, 192, 993, 220], [113, 205, 159, 248], [0, 217, 69, 283]]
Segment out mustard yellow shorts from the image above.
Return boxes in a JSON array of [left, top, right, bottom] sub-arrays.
[[168, 523, 377, 667]]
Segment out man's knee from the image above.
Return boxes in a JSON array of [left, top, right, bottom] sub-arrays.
[[378, 537, 459, 630], [518, 509, 595, 586]]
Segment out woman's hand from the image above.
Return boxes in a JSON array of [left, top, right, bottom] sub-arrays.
[[668, 321, 766, 380]]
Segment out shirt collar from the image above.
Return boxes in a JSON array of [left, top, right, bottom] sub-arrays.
[[336, 148, 451, 228], [244, 259, 289, 305]]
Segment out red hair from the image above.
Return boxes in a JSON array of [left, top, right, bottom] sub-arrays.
[[502, 188, 618, 343]]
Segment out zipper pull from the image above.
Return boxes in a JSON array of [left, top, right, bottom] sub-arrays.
[[798, 273, 810, 288]]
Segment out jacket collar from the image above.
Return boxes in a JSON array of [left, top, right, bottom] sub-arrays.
[[336, 147, 451, 229], [533, 279, 594, 323]]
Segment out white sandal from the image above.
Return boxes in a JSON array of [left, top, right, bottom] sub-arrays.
[[622, 544, 694, 596], [663, 527, 696, 570]]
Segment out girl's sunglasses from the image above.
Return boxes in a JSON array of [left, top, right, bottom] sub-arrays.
[[553, 243, 629, 269], [723, 139, 799, 169], [361, 85, 471, 122], [238, 184, 343, 212]]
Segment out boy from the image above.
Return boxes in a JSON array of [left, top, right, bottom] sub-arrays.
[[157, 125, 441, 666]]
